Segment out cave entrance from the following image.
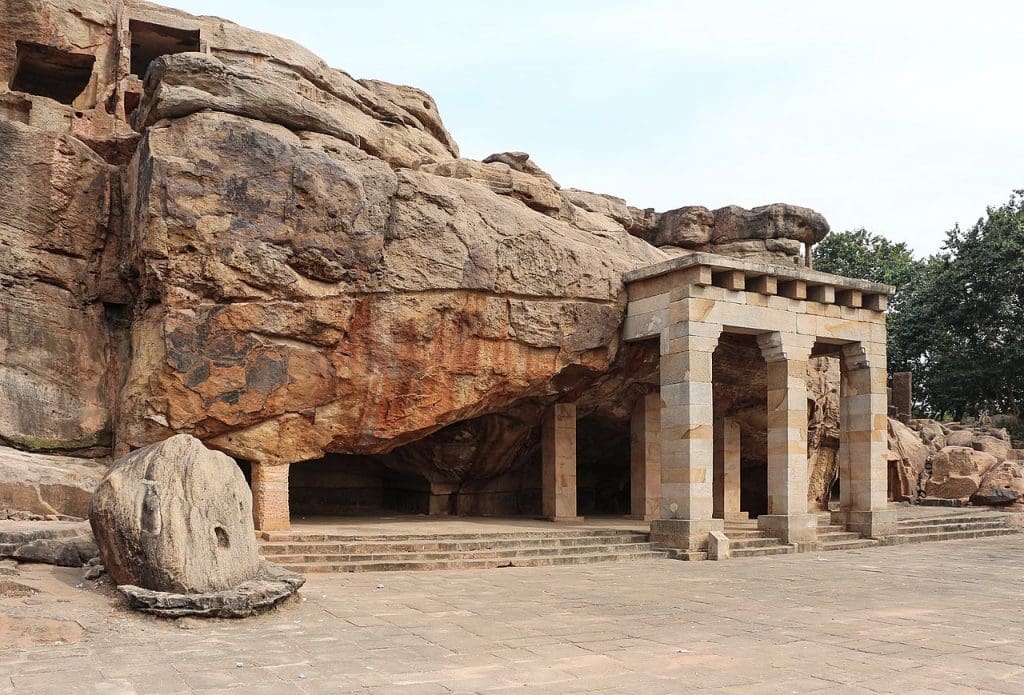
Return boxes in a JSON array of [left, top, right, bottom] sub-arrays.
[[129, 20, 201, 78], [576, 414, 630, 516], [9, 42, 95, 105], [712, 333, 768, 520], [287, 454, 432, 518]]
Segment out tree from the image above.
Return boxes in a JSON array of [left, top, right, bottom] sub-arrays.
[[812, 229, 924, 372], [816, 194, 1024, 423]]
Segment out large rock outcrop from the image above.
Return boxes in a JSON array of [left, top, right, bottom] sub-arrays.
[[0, 446, 106, 517], [2, 0, 843, 516]]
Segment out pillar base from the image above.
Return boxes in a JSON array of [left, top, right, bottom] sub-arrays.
[[758, 514, 818, 548], [650, 518, 724, 552], [723, 511, 749, 522], [832, 509, 898, 539]]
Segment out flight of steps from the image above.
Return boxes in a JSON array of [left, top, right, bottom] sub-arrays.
[[816, 519, 880, 552], [722, 520, 795, 557], [259, 528, 668, 573], [892, 511, 1018, 545]]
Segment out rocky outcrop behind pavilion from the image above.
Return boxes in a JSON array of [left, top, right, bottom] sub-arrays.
[[2, 0, 841, 515]]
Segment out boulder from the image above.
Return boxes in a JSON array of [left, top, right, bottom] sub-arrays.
[[887, 418, 929, 500], [0, 446, 107, 517], [0, 519, 96, 567], [653, 206, 714, 247], [973, 461, 1024, 506], [711, 204, 829, 245], [910, 419, 947, 452], [973, 435, 1012, 462], [89, 434, 261, 594], [924, 446, 999, 499], [945, 430, 975, 447]]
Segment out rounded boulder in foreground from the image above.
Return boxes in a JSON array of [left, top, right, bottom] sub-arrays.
[[88, 434, 261, 594]]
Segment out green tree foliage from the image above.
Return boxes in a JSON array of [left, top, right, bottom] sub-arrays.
[[812, 228, 923, 371], [814, 193, 1024, 421]]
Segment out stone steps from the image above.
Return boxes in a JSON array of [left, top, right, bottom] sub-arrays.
[[260, 533, 650, 556], [723, 525, 795, 557], [819, 538, 880, 551], [892, 528, 1017, 545], [260, 529, 666, 573], [280, 548, 670, 573], [267, 541, 661, 565]]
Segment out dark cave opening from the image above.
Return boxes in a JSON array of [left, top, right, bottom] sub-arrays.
[[288, 455, 432, 517], [129, 20, 201, 78], [10, 42, 95, 105], [576, 414, 630, 516]]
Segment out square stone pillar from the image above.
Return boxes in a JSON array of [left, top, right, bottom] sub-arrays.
[[251, 462, 290, 532], [756, 332, 818, 547], [834, 342, 897, 538], [713, 417, 745, 522], [629, 393, 661, 521], [650, 320, 723, 554], [542, 403, 581, 522]]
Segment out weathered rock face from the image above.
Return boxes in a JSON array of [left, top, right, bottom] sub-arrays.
[[645, 203, 828, 264], [925, 446, 999, 500], [0, 120, 123, 455], [2, 0, 841, 516], [0, 446, 106, 517], [89, 434, 261, 593]]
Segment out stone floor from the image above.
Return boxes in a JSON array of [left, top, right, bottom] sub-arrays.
[[3, 534, 1024, 694]]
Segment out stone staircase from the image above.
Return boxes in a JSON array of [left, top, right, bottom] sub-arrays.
[[816, 519, 880, 552], [891, 511, 1018, 545], [259, 528, 668, 573], [722, 520, 795, 557]]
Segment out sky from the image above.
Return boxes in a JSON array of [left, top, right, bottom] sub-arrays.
[[164, 1, 1024, 257]]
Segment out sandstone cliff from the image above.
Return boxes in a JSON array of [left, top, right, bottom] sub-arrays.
[[2, 0, 842, 515]]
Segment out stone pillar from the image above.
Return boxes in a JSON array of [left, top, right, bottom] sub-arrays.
[[834, 342, 897, 537], [714, 417, 743, 520], [892, 371, 912, 423], [650, 320, 723, 555], [251, 462, 290, 532], [756, 332, 818, 547], [542, 403, 581, 522], [630, 393, 661, 521]]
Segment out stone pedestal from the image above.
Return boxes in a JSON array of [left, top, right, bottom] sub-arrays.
[[831, 509, 898, 538], [251, 463, 290, 532], [629, 393, 661, 521], [542, 403, 581, 522], [758, 513, 819, 547], [650, 518, 724, 555]]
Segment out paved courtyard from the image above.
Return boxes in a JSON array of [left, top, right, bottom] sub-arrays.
[[3, 535, 1024, 694]]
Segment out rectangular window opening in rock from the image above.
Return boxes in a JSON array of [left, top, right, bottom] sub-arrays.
[[9, 42, 95, 106], [129, 20, 201, 78]]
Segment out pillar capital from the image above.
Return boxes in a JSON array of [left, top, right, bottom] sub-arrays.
[[757, 331, 814, 363]]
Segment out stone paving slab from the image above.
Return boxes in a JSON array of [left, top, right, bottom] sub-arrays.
[[2, 535, 1024, 693]]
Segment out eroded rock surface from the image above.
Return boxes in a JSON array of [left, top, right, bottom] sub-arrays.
[[0, 446, 106, 517], [2, 0, 842, 516]]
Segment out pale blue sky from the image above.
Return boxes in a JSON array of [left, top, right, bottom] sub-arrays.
[[165, 1, 1024, 256]]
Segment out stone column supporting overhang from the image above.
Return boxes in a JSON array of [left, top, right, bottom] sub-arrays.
[[624, 253, 895, 554]]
